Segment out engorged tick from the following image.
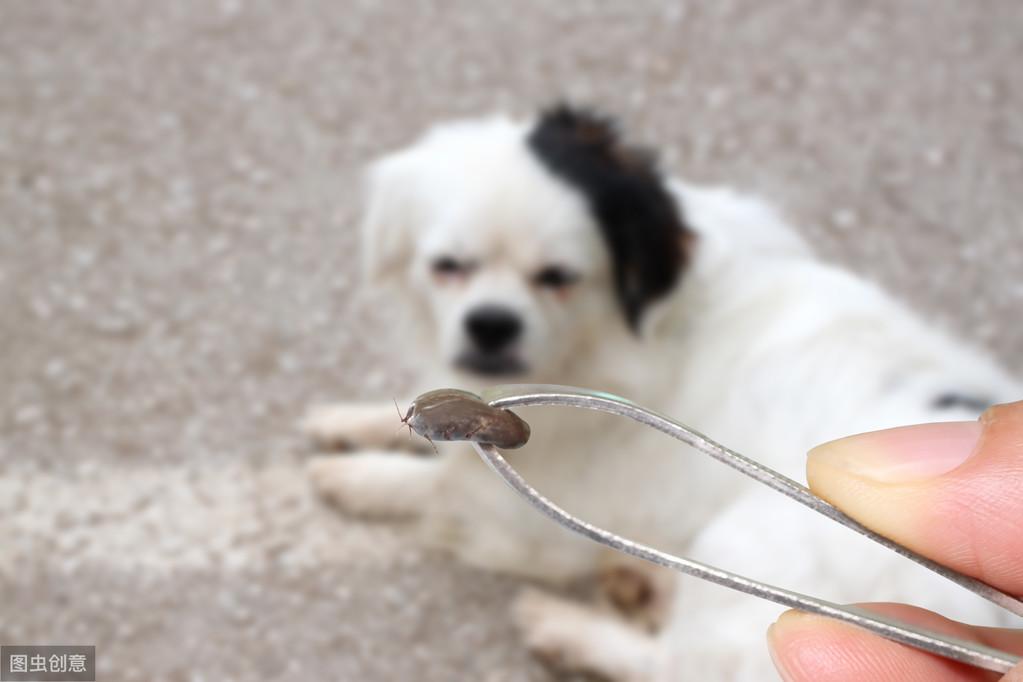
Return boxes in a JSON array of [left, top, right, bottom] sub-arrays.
[[400, 389, 531, 450]]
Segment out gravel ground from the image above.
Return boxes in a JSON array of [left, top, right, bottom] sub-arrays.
[[1, 1, 1021, 680]]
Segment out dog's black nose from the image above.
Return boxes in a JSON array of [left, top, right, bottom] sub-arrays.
[[465, 305, 522, 352]]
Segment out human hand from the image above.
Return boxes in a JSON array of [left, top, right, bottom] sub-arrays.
[[768, 401, 1023, 681]]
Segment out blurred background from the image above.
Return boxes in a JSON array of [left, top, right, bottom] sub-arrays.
[[1, 1, 1021, 680]]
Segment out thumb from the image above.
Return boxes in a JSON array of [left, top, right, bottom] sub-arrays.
[[806, 401, 1023, 595]]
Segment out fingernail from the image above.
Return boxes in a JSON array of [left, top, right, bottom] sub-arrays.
[[808, 421, 982, 483]]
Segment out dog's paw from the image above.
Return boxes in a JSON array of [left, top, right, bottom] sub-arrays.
[[307, 456, 362, 514], [299, 403, 400, 451], [601, 564, 654, 614], [306, 453, 436, 519], [306, 455, 393, 518], [513, 588, 657, 681], [512, 588, 596, 672], [599, 561, 674, 632]]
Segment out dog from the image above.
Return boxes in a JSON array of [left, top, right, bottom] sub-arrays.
[[303, 105, 1020, 680]]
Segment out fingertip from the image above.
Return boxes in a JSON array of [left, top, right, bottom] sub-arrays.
[[805, 449, 933, 558], [766, 608, 1000, 682], [767, 610, 862, 682], [980, 400, 1023, 428], [806, 404, 1023, 594], [767, 611, 805, 682]]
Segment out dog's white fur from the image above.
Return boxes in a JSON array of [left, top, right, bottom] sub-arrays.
[[305, 114, 1020, 680]]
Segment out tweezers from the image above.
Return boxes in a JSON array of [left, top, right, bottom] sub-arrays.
[[469, 384, 1023, 674]]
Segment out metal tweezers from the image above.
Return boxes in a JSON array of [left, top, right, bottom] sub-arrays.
[[470, 384, 1022, 674]]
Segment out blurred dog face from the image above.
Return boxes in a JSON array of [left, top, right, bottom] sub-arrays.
[[362, 107, 691, 381], [411, 166, 610, 378]]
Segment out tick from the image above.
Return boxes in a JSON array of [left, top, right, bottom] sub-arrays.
[[399, 388, 531, 450]]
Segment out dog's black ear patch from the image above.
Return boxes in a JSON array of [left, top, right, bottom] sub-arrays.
[[527, 104, 693, 331]]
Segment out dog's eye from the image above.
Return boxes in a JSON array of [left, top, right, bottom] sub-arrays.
[[533, 266, 579, 289], [432, 256, 471, 276]]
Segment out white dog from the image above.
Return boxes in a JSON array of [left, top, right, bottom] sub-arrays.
[[304, 106, 1020, 680]]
